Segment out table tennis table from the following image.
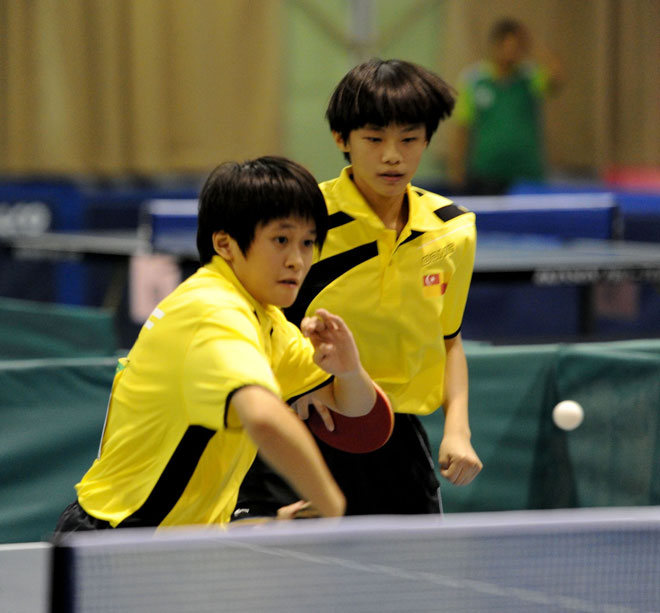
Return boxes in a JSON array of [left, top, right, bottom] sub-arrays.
[[48, 509, 660, 612], [4, 194, 659, 285], [5, 227, 660, 281]]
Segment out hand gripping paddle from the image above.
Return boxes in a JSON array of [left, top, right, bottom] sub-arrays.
[[306, 385, 394, 454]]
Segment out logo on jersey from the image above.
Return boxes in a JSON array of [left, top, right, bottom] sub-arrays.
[[421, 242, 454, 267], [422, 273, 447, 297]]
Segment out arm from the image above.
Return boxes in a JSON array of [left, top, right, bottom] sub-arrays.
[[438, 333, 483, 486], [231, 385, 345, 518], [526, 29, 565, 93], [300, 308, 376, 417]]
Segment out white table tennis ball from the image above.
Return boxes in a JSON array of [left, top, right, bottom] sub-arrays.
[[552, 400, 584, 431]]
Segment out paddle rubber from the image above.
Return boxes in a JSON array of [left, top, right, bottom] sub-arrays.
[[307, 386, 394, 454]]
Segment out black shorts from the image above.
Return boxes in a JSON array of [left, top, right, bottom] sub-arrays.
[[232, 413, 441, 520], [53, 500, 112, 540]]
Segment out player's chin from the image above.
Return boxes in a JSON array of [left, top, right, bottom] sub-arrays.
[[274, 283, 301, 307]]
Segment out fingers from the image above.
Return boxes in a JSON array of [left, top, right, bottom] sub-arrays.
[[275, 500, 321, 520], [276, 500, 309, 520], [292, 399, 310, 420], [292, 502, 321, 519], [313, 309, 343, 331], [440, 457, 483, 486], [291, 395, 335, 431], [301, 309, 345, 338], [300, 316, 317, 337], [312, 400, 335, 432]]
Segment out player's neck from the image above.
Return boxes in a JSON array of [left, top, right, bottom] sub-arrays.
[[493, 59, 517, 80], [368, 194, 409, 236]]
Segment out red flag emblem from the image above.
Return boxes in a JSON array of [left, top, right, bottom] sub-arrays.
[[422, 274, 447, 295]]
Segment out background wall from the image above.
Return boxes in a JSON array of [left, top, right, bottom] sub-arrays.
[[0, 0, 283, 178], [1, 0, 658, 182], [284, 0, 449, 181]]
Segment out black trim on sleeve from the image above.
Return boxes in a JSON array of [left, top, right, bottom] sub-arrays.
[[225, 385, 249, 429], [285, 241, 378, 325], [444, 327, 462, 340], [118, 425, 215, 528], [286, 375, 334, 406], [434, 204, 468, 222]]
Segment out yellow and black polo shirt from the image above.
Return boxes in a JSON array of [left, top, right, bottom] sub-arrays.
[[286, 167, 476, 416], [76, 257, 331, 528]]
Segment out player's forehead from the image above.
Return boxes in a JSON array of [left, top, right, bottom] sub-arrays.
[[358, 122, 425, 134], [257, 216, 317, 235]]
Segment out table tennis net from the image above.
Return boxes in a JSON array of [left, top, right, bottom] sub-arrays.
[[52, 508, 660, 612]]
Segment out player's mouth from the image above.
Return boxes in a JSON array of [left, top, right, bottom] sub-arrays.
[[278, 278, 300, 288], [379, 172, 405, 184]]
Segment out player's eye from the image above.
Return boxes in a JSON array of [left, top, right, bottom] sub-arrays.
[[302, 239, 315, 248], [274, 236, 288, 245]]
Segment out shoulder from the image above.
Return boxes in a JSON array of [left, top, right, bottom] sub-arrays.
[[458, 61, 492, 89], [180, 268, 248, 313], [172, 270, 262, 339], [319, 173, 343, 196], [411, 187, 475, 224], [454, 62, 493, 123], [319, 172, 353, 215]]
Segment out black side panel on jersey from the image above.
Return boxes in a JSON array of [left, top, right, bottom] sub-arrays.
[[119, 425, 216, 528], [285, 242, 379, 326]]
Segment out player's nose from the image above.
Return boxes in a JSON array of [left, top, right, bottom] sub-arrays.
[[382, 140, 402, 164], [285, 246, 304, 269]]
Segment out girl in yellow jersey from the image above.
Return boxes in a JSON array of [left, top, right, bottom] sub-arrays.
[[54, 156, 384, 533], [236, 60, 483, 519]]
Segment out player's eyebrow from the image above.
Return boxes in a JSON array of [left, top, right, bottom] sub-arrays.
[[362, 123, 424, 133], [273, 220, 317, 236], [400, 123, 425, 132]]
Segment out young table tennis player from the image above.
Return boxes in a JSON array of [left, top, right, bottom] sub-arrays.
[[234, 59, 483, 520], [53, 156, 391, 534]]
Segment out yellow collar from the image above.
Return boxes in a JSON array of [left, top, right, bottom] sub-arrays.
[[204, 256, 278, 321], [334, 166, 449, 233]]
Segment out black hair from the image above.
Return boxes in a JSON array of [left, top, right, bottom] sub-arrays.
[[489, 18, 525, 44], [196, 156, 327, 264], [325, 58, 456, 155]]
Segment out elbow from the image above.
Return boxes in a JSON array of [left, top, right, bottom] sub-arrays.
[[243, 410, 282, 444]]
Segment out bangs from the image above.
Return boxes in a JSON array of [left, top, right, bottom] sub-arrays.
[[327, 59, 455, 141], [352, 79, 434, 129], [245, 168, 327, 241], [196, 156, 327, 263]]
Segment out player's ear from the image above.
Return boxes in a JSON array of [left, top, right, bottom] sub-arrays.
[[212, 231, 234, 261], [332, 131, 350, 154]]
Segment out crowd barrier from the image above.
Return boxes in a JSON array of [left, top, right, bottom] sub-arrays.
[[2, 337, 658, 545]]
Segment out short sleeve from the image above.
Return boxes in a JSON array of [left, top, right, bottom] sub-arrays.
[[441, 216, 477, 338], [523, 61, 550, 97], [271, 318, 332, 402], [183, 307, 280, 430], [453, 66, 481, 126]]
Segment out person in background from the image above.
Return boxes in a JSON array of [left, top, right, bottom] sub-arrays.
[[448, 18, 564, 195]]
